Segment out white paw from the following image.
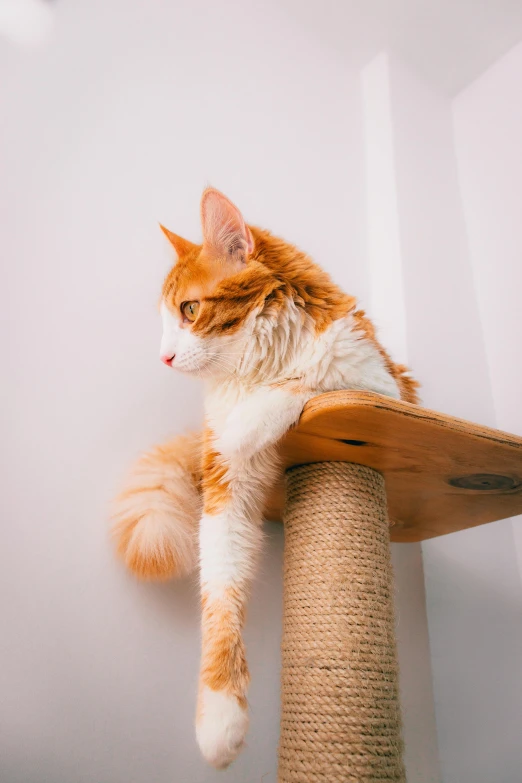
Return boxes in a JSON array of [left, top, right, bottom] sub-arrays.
[[196, 687, 248, 769]]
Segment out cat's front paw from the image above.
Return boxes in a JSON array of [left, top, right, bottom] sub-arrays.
[[196, 687, 248, 769]]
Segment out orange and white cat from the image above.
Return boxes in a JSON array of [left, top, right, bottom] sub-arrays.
[[112, 188, 419, 769]]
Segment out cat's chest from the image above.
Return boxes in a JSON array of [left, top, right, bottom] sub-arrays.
[[204, 384, 246, 437]]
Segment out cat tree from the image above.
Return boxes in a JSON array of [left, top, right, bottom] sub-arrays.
[[266, 391, 522, 782]]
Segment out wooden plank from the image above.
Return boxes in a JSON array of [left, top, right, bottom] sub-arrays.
[[265, 391, 522, 542]]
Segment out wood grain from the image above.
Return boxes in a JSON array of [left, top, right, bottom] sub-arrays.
[[264, 391, 522, 542]]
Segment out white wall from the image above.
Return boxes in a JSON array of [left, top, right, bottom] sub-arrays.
[[453, 42, 522, 578], [443, 47, 522, 781], [5, 1, 521, 781], [1, 2, 421, 782], [362, 46, 522, 783], [361, 53, 441, 782]]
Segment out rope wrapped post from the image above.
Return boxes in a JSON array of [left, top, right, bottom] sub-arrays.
[[279, 462, 405, 783]]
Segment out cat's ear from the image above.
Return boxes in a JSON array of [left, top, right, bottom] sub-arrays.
[[159, 224, 197, 259], [200, 188, 254, 263]]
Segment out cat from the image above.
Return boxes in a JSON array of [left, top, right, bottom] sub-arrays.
[[111, 187, 419, 769]]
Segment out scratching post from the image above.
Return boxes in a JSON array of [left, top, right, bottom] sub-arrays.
[[266, 391, 522, 783], [279, 463, 405, 783]]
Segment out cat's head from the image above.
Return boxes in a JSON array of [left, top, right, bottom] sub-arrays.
[[159, 188, 275, 379]]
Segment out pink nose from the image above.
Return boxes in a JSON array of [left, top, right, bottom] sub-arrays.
[[161, 354, 175, 366]]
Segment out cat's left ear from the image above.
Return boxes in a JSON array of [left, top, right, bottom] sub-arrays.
[[200, 188, 254, 263], [159, 224, 197, 260]]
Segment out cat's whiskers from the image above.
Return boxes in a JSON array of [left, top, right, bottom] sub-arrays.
[[205, 357, 238, 377], [213, 351, 276, 384]]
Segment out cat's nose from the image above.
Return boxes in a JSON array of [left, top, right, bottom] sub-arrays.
[[161, 354, 175, 366]]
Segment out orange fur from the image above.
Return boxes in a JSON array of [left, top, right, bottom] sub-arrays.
[[161, 226, 357, 338], [114, 186, 421, 770], [200, 588, 249, 704], [160, 221, 418, 403], [201, 428, 231, 515], [111, 433, 202, 580], [159, 224, 198, 258], [351, 309, 420, 404]]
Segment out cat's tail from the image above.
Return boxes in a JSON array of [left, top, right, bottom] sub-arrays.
[[111, 432, 203, 580]]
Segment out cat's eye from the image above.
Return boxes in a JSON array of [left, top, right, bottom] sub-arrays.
[[181, 300, 200, 322]]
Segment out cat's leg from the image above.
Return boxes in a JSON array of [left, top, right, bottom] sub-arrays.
[[215, 385, 311, 460], [195, 435, 278, 769]]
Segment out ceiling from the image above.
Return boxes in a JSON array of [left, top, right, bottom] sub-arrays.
[[2, 1, 522, 95], [277, 0, 522, 95]]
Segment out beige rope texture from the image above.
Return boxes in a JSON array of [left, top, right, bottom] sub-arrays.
[[279, 462, 405, 783]]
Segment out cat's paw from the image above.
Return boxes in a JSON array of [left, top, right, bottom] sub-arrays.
[[196, 687, 248, 769]]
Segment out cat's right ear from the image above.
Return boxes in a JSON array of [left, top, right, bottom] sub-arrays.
[[200, 188, 254, 263], [159, 224, 197, 260]]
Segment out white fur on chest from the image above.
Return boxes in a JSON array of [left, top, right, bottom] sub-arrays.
[[204, 308, 399, 432], [204, 384, 244, 437]]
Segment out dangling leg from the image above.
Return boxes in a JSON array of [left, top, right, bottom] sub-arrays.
[[196, 388, 308, 767], [195, 437, 278, 768]]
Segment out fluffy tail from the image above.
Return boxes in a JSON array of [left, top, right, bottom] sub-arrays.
[[111, 433, 203, 580]]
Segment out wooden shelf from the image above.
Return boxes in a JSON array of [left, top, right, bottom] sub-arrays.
[[265, 391, 522, 542]]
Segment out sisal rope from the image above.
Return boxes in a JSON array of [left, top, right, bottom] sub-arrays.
[[278, 462, 405, 782]]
